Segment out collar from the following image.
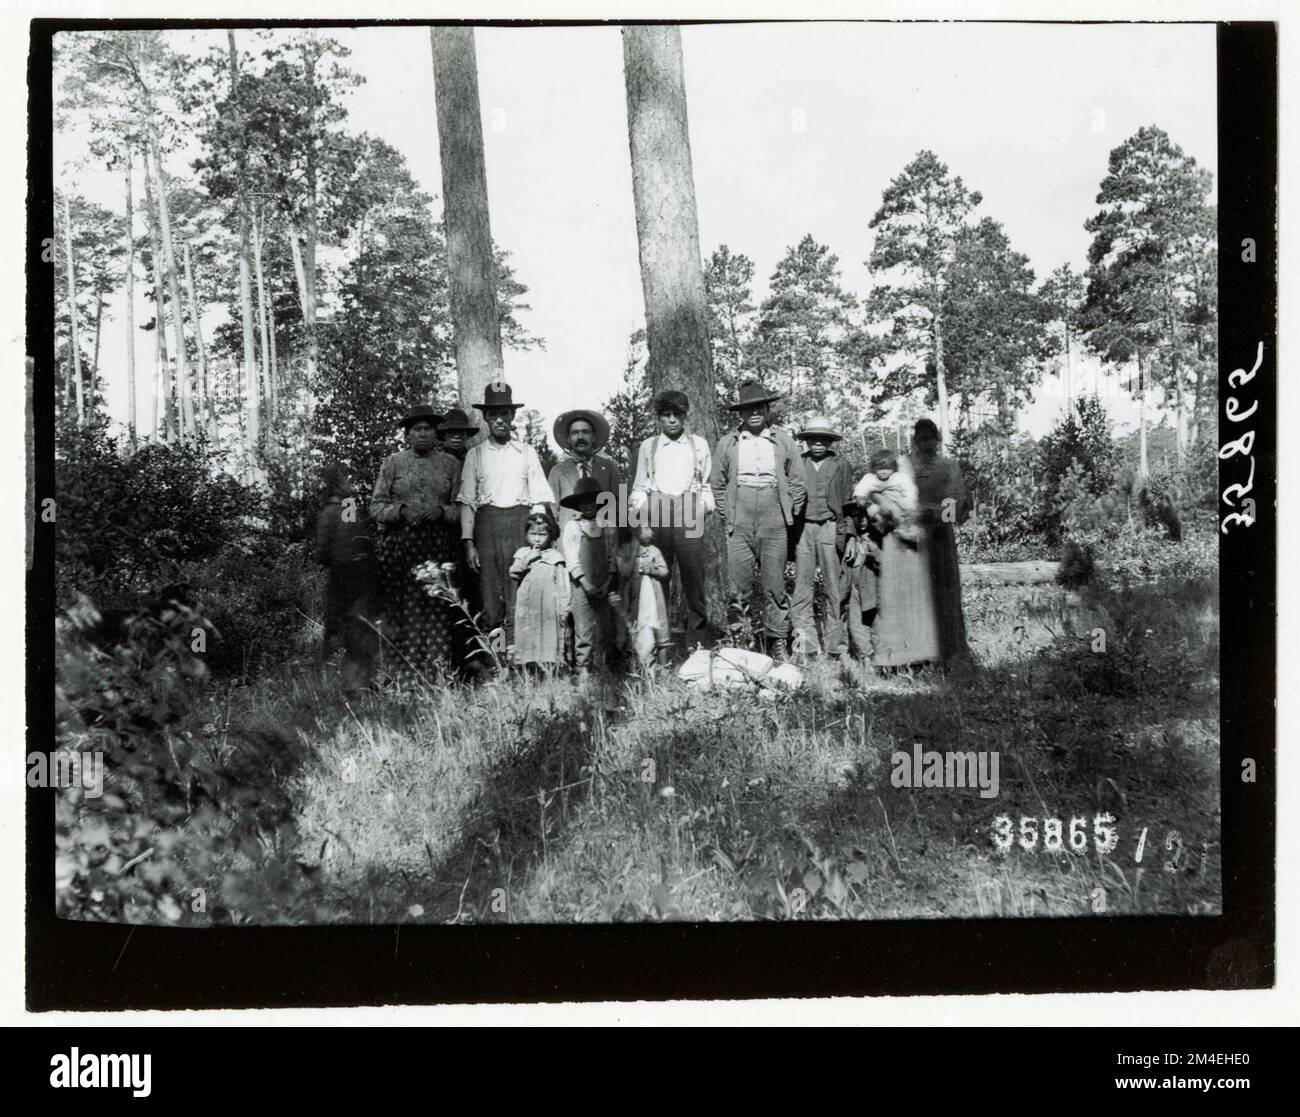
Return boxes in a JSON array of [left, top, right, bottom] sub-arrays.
[[738, 427, 775, 442], [803, 448, 837, 460], [482, 438, 524, 454], [656, 431, 690, 447]]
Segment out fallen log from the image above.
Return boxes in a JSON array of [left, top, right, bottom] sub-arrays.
[[960, 561, 1061, 586]]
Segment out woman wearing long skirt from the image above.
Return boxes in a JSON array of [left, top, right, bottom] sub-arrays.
[[909, 418, 971, 665], [370, 405, 463, 681], [870, 498, 942, 669]]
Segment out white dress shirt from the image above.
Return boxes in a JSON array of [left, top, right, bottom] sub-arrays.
[[457, 438, 553, 539], [736, 429, 778, 484], [630, 432, 715, 513]]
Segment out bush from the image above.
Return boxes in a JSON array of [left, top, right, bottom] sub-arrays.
[[55, 592, 320, 926], [56, 424, 264, 608]]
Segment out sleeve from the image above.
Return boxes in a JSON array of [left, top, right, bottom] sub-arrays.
[[697, 437, 715, 513], [645, 546, 669, 579], [456, 449, 478, 540], [785, 435, 808, 516], [561, 521, 583, 581], [709, 435, 730, 521], [949, 461, 972, 524], [526, 447, 553, 514], [440, 459, 462, 524], [314, 506, 337, 565], [369, 456, 404, 525], [548, 460, 565, 508], [629, 439, 650, 510], [509, 546, 533, 582]]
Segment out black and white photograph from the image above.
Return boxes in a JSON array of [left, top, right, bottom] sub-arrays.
[[23, 10, 1280, 1019]]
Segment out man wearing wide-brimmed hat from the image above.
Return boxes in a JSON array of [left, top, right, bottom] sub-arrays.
[[709, 381, 807, 660], [629, 388, 714, 654], [789, 415, 858, 665], [548, 408, 622, 532], [455, 381, 554, 657]]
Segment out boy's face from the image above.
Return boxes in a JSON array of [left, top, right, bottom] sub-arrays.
[[576, 498, 600, 521], [526, 524, 549, 549], [638, 525, 654, 545], [805, 435, 832, 459], [442, 430, 467, 454], [657, 408, 684, 438], [875, 465, 894, 482]]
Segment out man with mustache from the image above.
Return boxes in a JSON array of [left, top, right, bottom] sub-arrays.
[[548, 408, 623, 531], [455, 382, 554, 662]]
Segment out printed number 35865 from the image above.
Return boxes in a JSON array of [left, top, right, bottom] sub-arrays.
[[991, 814, 1118, 855]]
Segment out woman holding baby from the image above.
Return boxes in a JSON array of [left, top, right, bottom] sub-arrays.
[[853, 418, 970, 668]]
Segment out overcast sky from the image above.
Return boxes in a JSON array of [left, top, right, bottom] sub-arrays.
[[57, 21, 1217, 442]]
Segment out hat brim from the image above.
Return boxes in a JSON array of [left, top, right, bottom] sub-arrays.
[[553, 410, 611, 453], [474, 401, 523, 413], [559, 488, 613, 511], [401, 411, 444, 430], [728, 393, 783, 410], [438, 420, 480, 434], [797, 429, 843, 442]]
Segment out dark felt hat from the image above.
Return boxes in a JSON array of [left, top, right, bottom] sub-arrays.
[[727, 380, 783, 411], [474, 381, 523, 412], [553, 409, 611, 453], [653, 389, 689, 415], [559, 475, 613, 511], [437, 407, 480, 434], [401, 404, 443, 431]]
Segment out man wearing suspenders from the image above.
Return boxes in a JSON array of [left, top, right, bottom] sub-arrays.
[[629, 390, 715, 658]]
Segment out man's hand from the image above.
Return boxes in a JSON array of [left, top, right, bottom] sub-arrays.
[[464, 540, 480, 572], [843, 537, 861, 567]]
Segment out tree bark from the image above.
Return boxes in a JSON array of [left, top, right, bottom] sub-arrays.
[[431, 26, 505, 416], [933, 311, 950, 448], [124, 148, 137, 446], [183, 239, 219, 448], [227, 30, 261, 461], [251, 206, 273, 426], [1135, 353, 1149, 484], [62, 194, 84, 423], [298, 39, 321, 422], [142, 165, 175, 441], [90, 290, 103, 409], [622, 25, 727, 637], [145, 129, 194, 439]]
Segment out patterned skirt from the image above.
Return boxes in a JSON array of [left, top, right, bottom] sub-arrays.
[[375, 521, 458, 681]]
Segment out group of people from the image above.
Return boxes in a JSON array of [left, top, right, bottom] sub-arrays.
[[315, 377, 971, 687]]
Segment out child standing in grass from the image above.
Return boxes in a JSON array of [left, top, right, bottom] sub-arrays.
[[841, 501, 880, 663], [509, 511, 570, 671], [616, 525, 672, 669]]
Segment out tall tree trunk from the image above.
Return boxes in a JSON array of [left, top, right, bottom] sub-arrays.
[[933, 312, 950, 448], [430, 26, 505, 416], [125, 148, 137, 446], [1135, 353, 1149, 484], [299, 39, 321, 423], [183, 239, 219, 449], [144, 130, 194, 439], [62, 194, 84, 423], [622, 24, 726, 637], [143, 164, 175, 441], [251, 207, 273, 427], [1190, 348, 1205, 448], [90, 290, 103, 410], [227, 30, 261, 462]]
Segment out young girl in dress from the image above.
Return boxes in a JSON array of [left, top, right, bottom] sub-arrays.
[[509, 511, 570, 671], [615, 525, 671, 669]]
